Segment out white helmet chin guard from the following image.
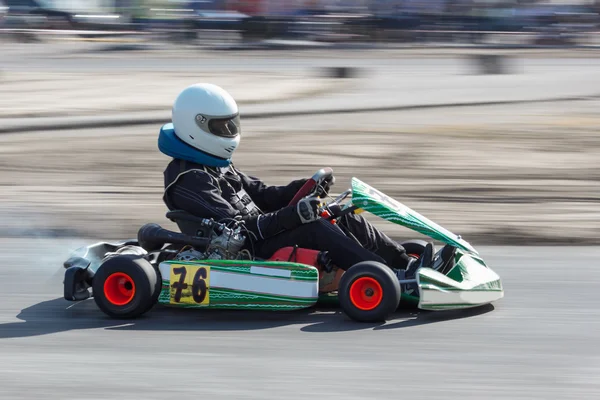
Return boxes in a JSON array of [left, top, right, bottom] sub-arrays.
[[171, 83, 241, 160]]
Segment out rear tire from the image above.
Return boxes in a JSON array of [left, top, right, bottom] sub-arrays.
[[144, 267, 163, 313], [92, 255, 157, 319], [338, 261, 401, 322]]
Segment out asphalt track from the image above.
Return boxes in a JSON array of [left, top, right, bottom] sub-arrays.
[[1, 44, 599, 398], [0, 239, 598, 399]]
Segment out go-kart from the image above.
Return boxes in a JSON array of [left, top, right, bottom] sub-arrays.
[[62, 168, 503, 322]]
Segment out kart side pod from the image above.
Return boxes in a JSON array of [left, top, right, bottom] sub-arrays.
[[156, 259, 321, 311]]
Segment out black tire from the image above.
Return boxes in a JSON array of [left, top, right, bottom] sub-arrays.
[[338, 261, 401, 322], [400, 239, 429, 258], [144, 267, 163, 314], [92, 255, 157, 319]]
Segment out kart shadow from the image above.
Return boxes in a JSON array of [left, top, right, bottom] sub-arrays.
[[0, 298, 495, 339], [301, 304, 496, 333]]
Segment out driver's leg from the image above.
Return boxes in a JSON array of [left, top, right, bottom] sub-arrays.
[[255, 218, 388, 271], [337, 212, 414, 269]]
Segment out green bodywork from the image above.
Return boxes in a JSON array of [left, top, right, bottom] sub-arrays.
[[157, 259, 320, 311], [349, 177, 503, 310], [350, 177, 478, 255]]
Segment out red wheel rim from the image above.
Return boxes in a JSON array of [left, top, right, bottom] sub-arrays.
[[103, 272, 136, 306], [349, 277, 383, 311]]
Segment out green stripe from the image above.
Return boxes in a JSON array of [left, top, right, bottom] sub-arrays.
[[420, 284, 503, 292], [168, 303, 310, 310], [420, 274, 502, 291], [419, 275, 457, 289], [158, 285, 317, 307], [208, 264, 317, 275], [210, 287, 316, 303], [209, 266, 317, 281]]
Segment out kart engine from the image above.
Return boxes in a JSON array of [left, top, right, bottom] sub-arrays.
[[175, 218, 249, 262]]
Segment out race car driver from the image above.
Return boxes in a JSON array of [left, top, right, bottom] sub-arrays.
[[158, 83, 434, 277]]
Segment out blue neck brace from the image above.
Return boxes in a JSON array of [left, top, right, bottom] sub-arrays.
[[158, 123, 231, 167]]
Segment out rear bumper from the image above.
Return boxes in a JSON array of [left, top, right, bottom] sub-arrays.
[[62, 240, 140, 301], [63, 258, 94, 301]]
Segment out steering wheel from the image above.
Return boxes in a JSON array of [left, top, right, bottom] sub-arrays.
[[288, 168, 356, 224], [287, 168, 334, 207]]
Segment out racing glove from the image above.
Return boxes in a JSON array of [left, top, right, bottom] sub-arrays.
[[296, 197, 321, 224], [243, 200, 321, 241]]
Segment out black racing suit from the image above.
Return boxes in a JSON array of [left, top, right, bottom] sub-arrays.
[[162, 158, 413, 271]]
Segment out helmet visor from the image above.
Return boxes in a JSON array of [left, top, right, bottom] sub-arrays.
[[208, 114, 241, 138]]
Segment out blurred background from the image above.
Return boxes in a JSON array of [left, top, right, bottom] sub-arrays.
[[2, 0, 600, 46], [1, 2, 600, 399], [2, 0, 599, 244]]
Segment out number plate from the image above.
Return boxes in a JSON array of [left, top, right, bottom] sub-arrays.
[[169, 265, 210, 305]]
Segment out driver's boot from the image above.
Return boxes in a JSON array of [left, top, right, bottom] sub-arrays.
[[404, 241, 435, 279]]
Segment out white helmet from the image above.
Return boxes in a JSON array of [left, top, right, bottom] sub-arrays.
[[171, 83, 241, 160]]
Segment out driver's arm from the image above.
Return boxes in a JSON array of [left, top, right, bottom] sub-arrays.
[[167, 170, 306, 240], [237, 170, 308, 212]]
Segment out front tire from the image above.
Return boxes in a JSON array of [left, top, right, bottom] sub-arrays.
[[400, 239, 429, 259], [92, 255, 157, 319], [338, 261, 401, 322]]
